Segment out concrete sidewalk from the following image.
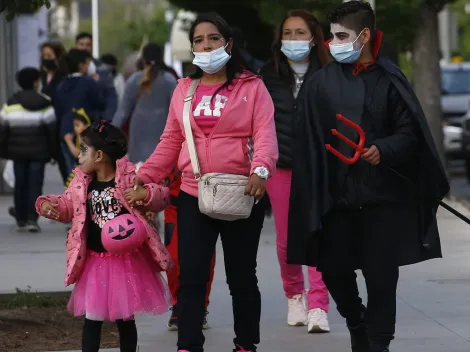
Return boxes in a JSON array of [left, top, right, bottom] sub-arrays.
[[2, 164, 470, 351]]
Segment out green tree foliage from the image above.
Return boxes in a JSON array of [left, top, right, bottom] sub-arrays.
[[0, 0, 51, 20]]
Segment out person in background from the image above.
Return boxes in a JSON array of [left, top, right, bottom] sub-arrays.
[[112, 43, 177, 164], [75, 32, 118, 120], [260, 9, 333, 333], [63, 108, 92, 188], [7, 41, 69, 221], [54, 49, 106, 176], [100, 53, 125, 101], [231, 27, 264, 73], [0, 67, 56, 233]]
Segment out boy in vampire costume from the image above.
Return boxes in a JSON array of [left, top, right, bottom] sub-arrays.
[[287, 1, 450, 352]]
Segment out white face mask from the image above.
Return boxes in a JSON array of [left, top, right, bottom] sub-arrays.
[[281, 39, 314, 62], [192, 44, 231, 74], [87, 60, 97, 76]]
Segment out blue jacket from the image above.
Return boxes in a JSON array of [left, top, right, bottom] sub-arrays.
[[94, 59, 118, 121], [54, 74, 106, 136]]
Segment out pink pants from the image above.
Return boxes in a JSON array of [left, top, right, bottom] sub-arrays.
[[267, 168, 329, 312]]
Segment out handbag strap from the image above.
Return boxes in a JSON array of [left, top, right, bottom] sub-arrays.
[[182, 79, 201, 179]]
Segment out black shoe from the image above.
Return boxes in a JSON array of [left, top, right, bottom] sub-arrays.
[[202, 310, 210, 330], [26, 221, 41, 233], [16, 221, 27, 232], [370, 343, 390, 352], [9, 206, 16, 219], [349, 323, 370, 352], [167, 306, 178, 331], [348, 305, 370, 352]]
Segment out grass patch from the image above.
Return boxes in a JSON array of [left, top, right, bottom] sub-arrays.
[[0, 287, 70, 309]]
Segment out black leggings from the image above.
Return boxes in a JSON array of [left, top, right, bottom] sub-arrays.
[[82, 318, 137, 352]]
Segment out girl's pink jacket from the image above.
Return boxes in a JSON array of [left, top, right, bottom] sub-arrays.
[[35, 157, 172, 287], [137, 74, 278, 196]]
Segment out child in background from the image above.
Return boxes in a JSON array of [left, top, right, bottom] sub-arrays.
[[63, 108, 91, 188], [0, 67, 56, 232], [36, 120, 172, 352]]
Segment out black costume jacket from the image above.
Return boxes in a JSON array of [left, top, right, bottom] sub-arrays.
[[287, 30, 450, 267]]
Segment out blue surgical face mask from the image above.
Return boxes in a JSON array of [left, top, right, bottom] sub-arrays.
[[281, 39, 313, 62], [329, 31, 364, 64], [192, 44, 231, 74]]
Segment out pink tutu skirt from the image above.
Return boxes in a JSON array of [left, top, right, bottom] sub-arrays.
[[68, 247, 172, 321]]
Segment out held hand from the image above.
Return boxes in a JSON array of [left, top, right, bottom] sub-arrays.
[[134, 176, 144, 187], [362, 145, 380, 165], [41, 201, 59, 220], [91, 74, 100, 81], [245, 174, 266, 200], [125, 185, 148, 207]]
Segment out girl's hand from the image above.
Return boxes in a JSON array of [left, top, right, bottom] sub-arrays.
[[125, 185, 148, 207], [41, 201, 60, 220], [64, 133, 74, 143]]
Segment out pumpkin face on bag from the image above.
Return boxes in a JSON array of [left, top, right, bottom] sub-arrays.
[[101, 214, 146, 254]]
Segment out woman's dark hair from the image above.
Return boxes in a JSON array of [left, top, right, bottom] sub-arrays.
[[140, 43, 164, 92], [81, 120, 128, 164], [66, 49, 92, 73], [41, 41, 68, 74], [139, 43, 179, 92], [273, 9, 333, 87], [188, 13, 255, 99]]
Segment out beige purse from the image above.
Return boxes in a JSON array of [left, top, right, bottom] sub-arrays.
[[182, 79, 254, 221]]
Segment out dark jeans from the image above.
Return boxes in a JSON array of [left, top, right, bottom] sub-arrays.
[[13, 160, 46, 223], [56, 140, 70, 184], [61, 141, 76, 175], [177, 191, 264, 352], [317, 204, 401, 347]]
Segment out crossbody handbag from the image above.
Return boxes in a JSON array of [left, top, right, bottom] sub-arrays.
[[182, 79, 254, 221]]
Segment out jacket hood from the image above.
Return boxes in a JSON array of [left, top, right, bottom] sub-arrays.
[[7, 91, 52, 111]]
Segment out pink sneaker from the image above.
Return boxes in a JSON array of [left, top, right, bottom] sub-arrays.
[[178, 350, 190, 352], [236, 345, 253, 352]]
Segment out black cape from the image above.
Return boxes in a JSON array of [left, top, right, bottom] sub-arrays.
[[287, 50, 450, 268]]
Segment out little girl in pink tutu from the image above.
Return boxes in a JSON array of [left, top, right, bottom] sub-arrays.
[[36, 120, 172, 352]]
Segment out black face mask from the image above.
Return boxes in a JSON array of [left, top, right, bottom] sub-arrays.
[[42, 59, 58, 70]]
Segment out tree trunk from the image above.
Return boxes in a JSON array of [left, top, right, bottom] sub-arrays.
[[412, 3, 446, 169]]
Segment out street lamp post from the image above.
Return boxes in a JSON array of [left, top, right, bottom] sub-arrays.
[[91, 0, 99, 57]]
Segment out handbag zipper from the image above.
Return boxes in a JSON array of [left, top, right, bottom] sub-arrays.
[[213, 182, 245, 196]]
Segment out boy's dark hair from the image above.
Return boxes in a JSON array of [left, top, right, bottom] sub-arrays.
[[100, 53, 118, 67], [328, 1, 376, 38], [76, 32, 92, 42], [66, 49, 92, 73], [81, 120, 127, 164], [16, 67, 40, 90]]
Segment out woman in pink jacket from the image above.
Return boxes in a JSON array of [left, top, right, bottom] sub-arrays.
[[134, 12, 278, 352], [36, 121, 172, 352]]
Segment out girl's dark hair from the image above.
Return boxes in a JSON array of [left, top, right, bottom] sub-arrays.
[[72, 108, 93, 125], [188, 12, 255, 99], [273, 9, 333, 87], [41, 41, 68, 74], [81, 120, 128, 164]]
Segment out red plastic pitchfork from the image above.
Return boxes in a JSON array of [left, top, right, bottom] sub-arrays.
[[325, 113, 470, 225]]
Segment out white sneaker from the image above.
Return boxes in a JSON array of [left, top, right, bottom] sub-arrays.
[[287, 294, 308, 326], [307, 308, 330, 333]]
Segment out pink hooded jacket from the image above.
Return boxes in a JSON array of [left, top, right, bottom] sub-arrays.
[[35, 157, 172, 286], [138, 74, 278, 197]]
